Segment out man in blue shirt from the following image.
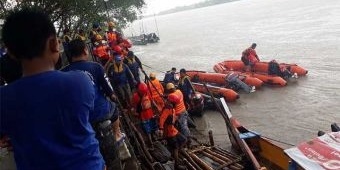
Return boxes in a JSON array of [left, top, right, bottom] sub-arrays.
[[0, 8, 104, 169], [62, 39, 124, 169]]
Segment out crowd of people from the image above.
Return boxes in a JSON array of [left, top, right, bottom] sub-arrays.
[[0, 8, 198, 170], [0, 6, 302, 170]]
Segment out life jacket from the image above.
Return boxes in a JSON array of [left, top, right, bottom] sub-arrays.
[[126, 56, 139, 74], [149, 79, 164, 98], [76, 34, 86, 41], [160, 108, 178, 137], [170, 90, 186, 115], [62, 35, 72, 49], [93, 45, 109, 59], [132, 92, 154, 121], [247, 48, 258, 63], [107, 31, 118, 46], [112, 62, 124, 73], [178, 75, 193, 97]]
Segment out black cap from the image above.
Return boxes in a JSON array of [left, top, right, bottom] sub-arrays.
[[171, 67, 176, 71], [251, 43, 257, 48], [180, 68, 186, 73], [127, 51, 134, 57]]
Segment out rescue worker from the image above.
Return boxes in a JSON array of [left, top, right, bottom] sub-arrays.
[[166, 83, 191, 145], [131, 83, 157, 149], [90, 23, 101, 44], [163, 67, 178, 85], [75, 29, 86, 41], [106, 21, 121, 48], [1, 8, 104, 169], [123, 51, 143, 83], [108, 55, 136, 108], [62, 39, 124, 169], [159, 95, 187, 170], [148, 72, 165, 112], [241, 43, 260, 71], [268, 60, 297, 80], [92, 34, 110, 66], [178, 68, 195, 109]]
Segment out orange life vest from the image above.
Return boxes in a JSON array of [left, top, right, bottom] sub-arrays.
[[170, 90, 186, 115], [93, 45, 109, 59], [159, 108, 178, 137], [107, 31, 117, 46], [148, 79, 164, 111]]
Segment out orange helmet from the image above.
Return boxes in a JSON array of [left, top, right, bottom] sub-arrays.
[[138, 83, 148, 95], [95, 34, 102, 41], [166, 83, 175, 90], [108, 21, 116, 27]]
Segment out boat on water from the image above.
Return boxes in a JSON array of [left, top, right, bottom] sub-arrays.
[[215, 60, 308, 76], [192, 82, 240, 102], [128, 33, 160, 45], [186, 70, 263, 88], [214, 63, 287, 86]]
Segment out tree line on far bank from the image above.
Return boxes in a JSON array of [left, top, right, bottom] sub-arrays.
[[0, 0, 145, 36]]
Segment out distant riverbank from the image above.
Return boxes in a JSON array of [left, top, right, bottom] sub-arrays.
[[145, 0, 239, 17]]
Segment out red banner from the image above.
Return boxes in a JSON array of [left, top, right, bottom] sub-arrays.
[[285, 132, 340, 170]]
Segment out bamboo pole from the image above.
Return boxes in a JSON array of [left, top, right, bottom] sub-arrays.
[[189, 153, 213, 170]]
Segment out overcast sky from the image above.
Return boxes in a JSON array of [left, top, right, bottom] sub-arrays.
[[143, 0, 206, 15]]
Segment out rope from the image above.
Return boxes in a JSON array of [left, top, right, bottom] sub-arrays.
[[142, 63, 167, 74]]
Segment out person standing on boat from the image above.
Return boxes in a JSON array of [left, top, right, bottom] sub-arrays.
[[108, 55, 136, 108], [61, 39, 126, 169], [166, 83, 191, 145], [131, 83, 157, 149], [178, 68, 195, 109], [148, 72, 165, 111], [241, 43, 260, 71], [159, 95, 187, 170], [123, 51, 143, 83], [163, 67, 178, 85], [0, 8, 105, 169]]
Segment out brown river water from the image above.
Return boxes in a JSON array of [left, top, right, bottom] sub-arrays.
[[127, 0, 340, 148]]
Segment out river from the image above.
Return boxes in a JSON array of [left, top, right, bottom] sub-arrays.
[[126, 0, 340, 148]]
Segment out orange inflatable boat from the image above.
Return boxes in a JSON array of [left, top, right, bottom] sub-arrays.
[[214, 63, 287, 86], [186, 70, 263, 88], [192, 82, 239, 102], [216, 60, 308, 76]]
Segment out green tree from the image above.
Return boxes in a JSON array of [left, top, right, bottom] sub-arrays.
[[0, 0, 145, 35]]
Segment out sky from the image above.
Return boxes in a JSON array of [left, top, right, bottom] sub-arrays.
[[143, 0, 206, 15]]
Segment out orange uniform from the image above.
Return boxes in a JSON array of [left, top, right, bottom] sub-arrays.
[[106, 31, 118, 47], [169, 90, 186, 115], [148, 79, 164, 111], [132, 92, 154, 121], [93, 45, 109, 59], [159, 107, 178, 137]]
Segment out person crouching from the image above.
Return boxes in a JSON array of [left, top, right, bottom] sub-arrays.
[[159, 95, 187, 170]]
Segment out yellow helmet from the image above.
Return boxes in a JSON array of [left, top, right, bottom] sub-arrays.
[[166, 83, 175, 90], [95, 34, 102, 41], [149, 72, 156, 78], [108, 21, 116, 27]]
